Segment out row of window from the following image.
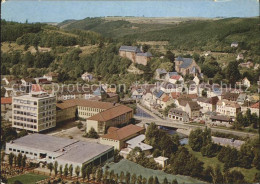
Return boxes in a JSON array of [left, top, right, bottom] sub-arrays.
[[42, 111, 55, 116], [14, 122, 37, 129], [14, 116, 37, 123], [78, 106, 101, 112], [14, 110, 37, 117], [79, 112, 95, 116], [8, 148, 37, 156], [13, 99, 37, 105], [40, 105, 55, 111], [41, 99, 55, 105], [14, 105, 37, 111]]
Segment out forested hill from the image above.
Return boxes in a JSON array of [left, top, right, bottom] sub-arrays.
[[59, 17, 260, 54]]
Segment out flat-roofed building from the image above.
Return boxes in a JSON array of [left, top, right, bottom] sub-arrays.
[[100, 124, 145, 150], [12, 92, 56, 132], [6, 134, 114, 173]]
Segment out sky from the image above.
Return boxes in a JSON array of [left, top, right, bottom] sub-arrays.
[[1, 0, 259, 23]]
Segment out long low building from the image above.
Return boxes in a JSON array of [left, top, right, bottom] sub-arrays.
[[6, 134, 114, 173]]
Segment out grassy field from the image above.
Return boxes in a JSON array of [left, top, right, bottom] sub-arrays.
[[7, 173, 49, 184], [185, 145, 259, 183], [105, 159, 204, 183]]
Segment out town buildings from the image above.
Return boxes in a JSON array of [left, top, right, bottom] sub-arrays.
[[216, 99, 241, 117], [12, 92, 56, 132], [174, 56, 201, 76]]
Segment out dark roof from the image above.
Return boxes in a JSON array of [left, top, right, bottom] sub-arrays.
[[210, 115, 232, 122], [176, 57, 193, 69], [156, 68, 167, 75], [187, 101, 201, 110], [168, 108, 188, 117], [161, 82, 177, 89], [136, 52, 152, 57], [119, 46, 141, 53], [223, 92, 239, 101], [154, 90, 164, 98]]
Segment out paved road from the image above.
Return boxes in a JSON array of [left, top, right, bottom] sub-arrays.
[[136, 103, 163, 120], [135, 116, 258, 138]]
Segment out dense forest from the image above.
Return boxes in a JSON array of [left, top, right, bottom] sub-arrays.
[[1, 17, 260, 91]]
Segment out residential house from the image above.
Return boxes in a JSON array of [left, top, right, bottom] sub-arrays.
[[169, 75, 184, 84], [231, 41, 238, 47], [197, 96, 219, 113], [185, 101, 201, 119], [193, 76, 201, 85], [119, 46, 152, 66], [250, 102, 259, 116], [168, 108, 189, 122], [165, 72, 178, 81], [81, 72, 93, 82], [155, 69, 167, 80], [99, 124, 145, 150], [239, 61, 254, 69], [160, 82, 182, 93], [216, 99, 241, 117], [236, 54, 244, 61], [236, 94, 247, 105], [154, 156, 168, 168], [141, 92, 156, 110], [1, 97, 12, 121], [242, 77, 251, 88], [159, 95, 174, 110], [222, 92, 239, 102], [174, 56, 201, 76], [34, 77, 50, 84], [43, 72, 58, 81]]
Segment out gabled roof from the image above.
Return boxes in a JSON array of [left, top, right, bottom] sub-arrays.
[[176, 57, 193, 69], [154, 90, 164, 98], [210, 115, 232, 122], [250, 102, 259, 109], [168, 108, 188, 117], [136, 52, 153, 57], [101, 124, 144, 141], [87, 105, 133, 122], [1, 97, 12, 104], [162, 95, 170, 102], [119, 46, 141, 53], [170, 92, 181, 99], [156, 68, 167, 75], [167, 72, 178, 77], [187, 101, 201, 110], [170, 75, 181, 80], [93, 86, 106, 96]]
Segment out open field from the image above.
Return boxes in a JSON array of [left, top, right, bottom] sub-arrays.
[[7, 173, 49, 184], [185, 145, 259, 183]]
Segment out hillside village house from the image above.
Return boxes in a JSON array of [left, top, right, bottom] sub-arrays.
[[222, 92, 239, 102], [1, 97, 12, 121], [165, 72, 178, 81], [174, 56, 201, 76], [155, 68, 167, 80], [169, 75, 184, 84], [119, 46, 152, 66], [197, 96, 219, 113], [236, 54, 244, 61], [159, 95, 174, 110], [250, 102, 259, 116], [81, 72, 93, 82], [43, 72, 58, 81], [242, 77, 251, 88], [231, 41, 238, 47], [99, 124, 145, 150], [176, 98, 201, 119], [239, 61, 254, 68], [216, 99, 241, 117]]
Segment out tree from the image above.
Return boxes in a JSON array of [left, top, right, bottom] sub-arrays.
[[137, 175, 143, 184], [109, 170, 115, 181], [131, 173, 137, 184], [225, 61, 241, 86], [17, 153, 22, 167], [163, 177, 168, 184], [85, 127, 99, 139], [8, 152, 14, 166], [171, 179, 178, 184], [115, 173, 119, 183], [189, 128, 211, 152], [14, 155, 17, 166], [165, 50, 175, 62], [64, 164, 69, 177], [1, 151, 6, 162], [224, 170, 246, 184], [213, 164, 223, 184], [120, 171, 125, 183], [148, 176, 154, 184], [22, 154, 26, 168], [59, 165, 63, 177], [69, 164, 73, 178], [47, 162, 54, 175], [96, 167, 103, 182], [54, 161, 58, 176], [160, 62, 174, 72], [75, 166, 80, 179], [86, 165, 92, 181], [126, 172, 131, 184], [153, 176, 159, 184], [81, 166, 86, 181], [202, 166, 213, 182]]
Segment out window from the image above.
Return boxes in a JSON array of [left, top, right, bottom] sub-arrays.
[[26, 152, 29, 154], [30, 152, 33, 155], [9, 148, 12, 151], [48, 156, 52, 159], [34, 102, 37, 105], [13, 149, 16, 152], [34, 153, 37, 156], [17, 150, 20, 152]]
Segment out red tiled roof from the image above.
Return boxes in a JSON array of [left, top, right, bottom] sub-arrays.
[[170, 75, 181, 80], [162, 95, 170, 102], [251, 102, 259, 109], [101, 124, 144, 141], [31, 84, 43, 92], [171, 92, 181, 99], [107, 127, 119, 134], [1, 97, 12, 104]]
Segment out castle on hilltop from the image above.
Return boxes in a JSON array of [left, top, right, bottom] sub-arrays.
[[119, 46, 152, 66]]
